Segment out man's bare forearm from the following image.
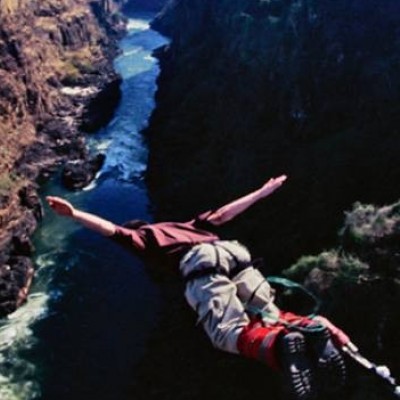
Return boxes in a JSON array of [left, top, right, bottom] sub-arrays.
[[46, 196, 116, 236], [71, 209, 116, 236], [207, 175, 287, 226], [207, 188, 264, 225]]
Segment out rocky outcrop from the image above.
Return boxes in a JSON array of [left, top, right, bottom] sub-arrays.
[[0, 0, 126, 316], [80, 75, 122, 132], [62, 153, 106, 189]]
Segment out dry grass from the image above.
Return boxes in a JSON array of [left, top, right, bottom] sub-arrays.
[[35, 16, 59, 32], [0, 173, 15, 197], [0, 0, 18, 14], [66, 45, 101, 72], [38, 45, 102, 80], [60, 61, 80, 79], [0, 122, 35, 173], [62, 4, 89, 21]]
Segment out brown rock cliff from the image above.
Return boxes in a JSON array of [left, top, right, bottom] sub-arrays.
[[0, 0, 126, 316]]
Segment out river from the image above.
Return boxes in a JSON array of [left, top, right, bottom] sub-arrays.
[[0, 14, 168, 400]]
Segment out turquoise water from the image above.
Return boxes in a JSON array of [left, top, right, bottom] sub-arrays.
[[0, 15, 168, 400]]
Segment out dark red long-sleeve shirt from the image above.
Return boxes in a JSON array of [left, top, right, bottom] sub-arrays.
[[111, 211, 220, 268]]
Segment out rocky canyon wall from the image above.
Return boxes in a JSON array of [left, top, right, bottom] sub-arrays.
[[0, 0, 126, 316], [136, 2, 400, 398], [147, 0, 400, 270]]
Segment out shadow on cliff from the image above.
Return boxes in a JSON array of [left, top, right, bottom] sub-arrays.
[[133, 1, 400, 399], [144, 0, 400, 272]]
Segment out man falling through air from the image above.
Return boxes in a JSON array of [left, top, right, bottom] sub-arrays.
[[47, 175, 347, 400]]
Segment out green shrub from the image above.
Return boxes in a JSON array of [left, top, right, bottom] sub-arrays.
[[283, 250, 369, 286], [340, 200, 400, 246]]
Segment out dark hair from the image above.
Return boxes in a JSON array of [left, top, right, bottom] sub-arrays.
[[122, 219, 148, 230]]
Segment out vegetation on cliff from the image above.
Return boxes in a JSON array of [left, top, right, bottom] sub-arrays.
[[284, 200, 399, 375], [0, 0, 125, 316]]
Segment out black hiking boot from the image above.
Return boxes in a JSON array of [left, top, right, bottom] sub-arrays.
[[311, 329, 346, 396], [280, 332, 315, 400]]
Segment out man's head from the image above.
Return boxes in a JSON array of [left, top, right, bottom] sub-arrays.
[[122, 219, 148, 230]]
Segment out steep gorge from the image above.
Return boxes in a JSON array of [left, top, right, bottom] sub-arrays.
[[0, 0, 126, 316]]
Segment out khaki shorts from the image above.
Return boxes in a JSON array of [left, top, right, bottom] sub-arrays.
[[180, 241, 279, 354]]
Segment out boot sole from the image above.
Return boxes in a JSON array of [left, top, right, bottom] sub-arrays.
[[281, 333, 315, 400]]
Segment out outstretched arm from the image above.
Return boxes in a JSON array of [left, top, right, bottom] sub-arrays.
[[205, 175, 287, 226], [46, 196, 116, 236]]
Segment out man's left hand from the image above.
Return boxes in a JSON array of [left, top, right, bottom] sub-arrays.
[[260, 175, 287, 198]]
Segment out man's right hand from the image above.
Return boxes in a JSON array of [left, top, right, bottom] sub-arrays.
[[46, 196, 116, 236], [46, 196, 75, 217]]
